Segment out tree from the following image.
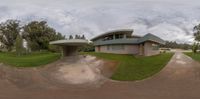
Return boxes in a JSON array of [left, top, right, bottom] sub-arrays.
[[81, 35, 86, 39], [23, 21, 65, 51], [55, 32, 65, 40], [78, 43, 94, 52], [74, 35, 85, 39], [15, 34, 23, 56], [69, 35, 73, 39], [193, 24, 200, 53], [194, 24, 200, 42], [160, 41, 192, 50], [0, 42, 5, 52], [75, 35, 79, 39], [0, 20, 20, 51], [78, 35, 81, 39], [192, 42, 198, 53]]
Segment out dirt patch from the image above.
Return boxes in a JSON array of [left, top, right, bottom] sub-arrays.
[[0, 55, 117, 90], [100, 60, 118, 77], [53, 55, 107, 85]]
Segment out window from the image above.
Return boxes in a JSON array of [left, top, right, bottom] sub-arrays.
[[107, 45, 110, 50], [112, 45, 125, 50], [152, 44, 159, 50], [115, 34, 124, 39], [103, 35, 113, 41]]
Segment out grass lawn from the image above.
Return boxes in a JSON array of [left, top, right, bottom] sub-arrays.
[[0, 52, 61, 67], [185, 52, 200, 62], [83, 52, 174, 81]]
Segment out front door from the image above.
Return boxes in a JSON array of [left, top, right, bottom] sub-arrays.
[[97, 46, 100, 52], [139, 44, 144, 55]]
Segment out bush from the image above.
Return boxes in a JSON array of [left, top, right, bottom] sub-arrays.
[[78, 44, 95, 52], [192, 43, 199, 53], [15, 34, 24, 56], [48, 45, 62, 53]]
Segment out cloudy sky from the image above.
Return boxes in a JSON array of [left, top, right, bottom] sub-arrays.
[[0, 0, 200, 43]]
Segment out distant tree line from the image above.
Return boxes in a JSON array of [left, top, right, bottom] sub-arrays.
[[0, 19, 65, 55], [160, 41, 192, 50], [177, 22, 200, 53], [78, 43, 95, 52], [68, 34, 86, 39], [68, 34, 94, 52]]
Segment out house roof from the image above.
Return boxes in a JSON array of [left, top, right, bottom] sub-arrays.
[[91, 29, 134, 41], [138, 33, 165, 44], [49, 39, 89, 46], [91, 30, 165, 46]]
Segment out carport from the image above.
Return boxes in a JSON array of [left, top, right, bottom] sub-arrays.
[[50, 39, 89, 56]]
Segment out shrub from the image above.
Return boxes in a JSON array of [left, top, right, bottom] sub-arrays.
[[192, 43, 199, 53], [15, 34, 24, 56], [48, 45, 62, 53], [78, 44, 95, 52]]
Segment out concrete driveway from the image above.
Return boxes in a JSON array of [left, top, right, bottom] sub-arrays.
[[1, 52, 200, 99]]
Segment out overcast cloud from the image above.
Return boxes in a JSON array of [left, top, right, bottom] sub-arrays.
[[0, 0, 200, 43]]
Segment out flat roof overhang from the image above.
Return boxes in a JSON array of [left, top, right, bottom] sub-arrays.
[[91, 29, 134, 41], [49, 39, 89, 46]]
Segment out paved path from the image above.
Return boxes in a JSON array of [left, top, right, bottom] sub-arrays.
[[1, 52, 200, 99]]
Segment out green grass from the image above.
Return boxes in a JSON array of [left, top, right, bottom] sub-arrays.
[[83, 52, 174, 81], [0, 52, 61, 67], [185, 52, 200, 62]]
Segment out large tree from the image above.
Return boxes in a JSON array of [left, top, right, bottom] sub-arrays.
[[194, 24, 200, 42], [193, 24, 200, 53], [23, 21, 65, 51], [0, 20, 21, 51], [15, 34, 24, 56]]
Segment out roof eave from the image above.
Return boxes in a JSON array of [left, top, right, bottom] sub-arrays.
[[140, 39, 165, 45], [91, 29, 134, 41]]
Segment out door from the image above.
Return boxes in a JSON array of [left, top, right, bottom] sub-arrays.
[[97, 46, 100, 52], [139, 44, 144, 55]]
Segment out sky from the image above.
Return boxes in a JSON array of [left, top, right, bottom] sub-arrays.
[[0, 0, 200, 43]]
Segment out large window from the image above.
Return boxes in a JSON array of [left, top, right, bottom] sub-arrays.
[[115, 34, 124, 39], [152, 44, 159, 50], [107, 45, 125, 51], [103, 35, 113, 41], [113, 45, 124, 50], [107, 45, 110, 50]]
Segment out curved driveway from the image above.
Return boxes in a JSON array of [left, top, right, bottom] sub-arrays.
[[1, 52, 200, 99]]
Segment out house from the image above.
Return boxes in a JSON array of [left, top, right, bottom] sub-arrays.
[[91, 29, 165, 56]]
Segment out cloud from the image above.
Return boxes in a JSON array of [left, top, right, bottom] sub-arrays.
[[0, 0, 200, 43]]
